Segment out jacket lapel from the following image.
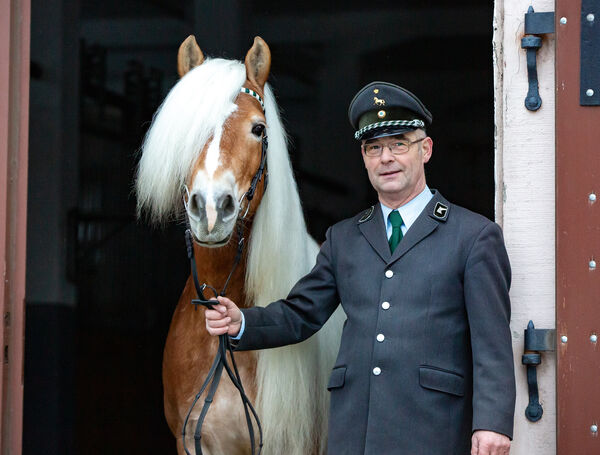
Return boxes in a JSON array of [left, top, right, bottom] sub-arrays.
[[388, 190, 449, 265], [358, 204, 391, 263]]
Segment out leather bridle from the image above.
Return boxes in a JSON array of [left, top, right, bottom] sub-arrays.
[[181, 87, 268, 455]]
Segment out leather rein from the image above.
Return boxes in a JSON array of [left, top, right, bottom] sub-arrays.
[[181, 87, 267, 455]]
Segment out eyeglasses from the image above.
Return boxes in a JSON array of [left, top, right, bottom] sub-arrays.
[[362, 136, 427, 157]]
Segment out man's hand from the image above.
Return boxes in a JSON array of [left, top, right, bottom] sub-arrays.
[[205, 296, 242, 337], [471, 430, 510, 455]]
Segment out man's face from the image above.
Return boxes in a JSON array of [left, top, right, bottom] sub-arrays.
[[361, 130, 433, 202]]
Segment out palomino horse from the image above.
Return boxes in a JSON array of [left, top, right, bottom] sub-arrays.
[[136, 36, 344, 455]]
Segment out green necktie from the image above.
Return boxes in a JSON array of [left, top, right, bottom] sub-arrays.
[[388, 210, 404, 253]]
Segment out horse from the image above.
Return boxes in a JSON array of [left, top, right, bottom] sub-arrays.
[[135, 35, 345, 455]]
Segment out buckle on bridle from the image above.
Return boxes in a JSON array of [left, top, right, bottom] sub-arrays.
[[238, 192, 252, 220], [182, 184, 191, 210]]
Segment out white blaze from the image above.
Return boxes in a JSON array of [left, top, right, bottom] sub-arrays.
[[205, 126, 222, 178], [199, 103, 238, 234], [206, 202, 218, 233], [205, 103, 238, 178]]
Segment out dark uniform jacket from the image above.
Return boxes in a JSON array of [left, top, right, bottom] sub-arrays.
[[236, 190, 515, 454]]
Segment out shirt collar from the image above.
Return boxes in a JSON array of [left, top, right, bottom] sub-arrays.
[[380, 186, 433, 232]]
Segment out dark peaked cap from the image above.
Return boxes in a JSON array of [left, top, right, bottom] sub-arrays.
[[348, 81, 432, 141]]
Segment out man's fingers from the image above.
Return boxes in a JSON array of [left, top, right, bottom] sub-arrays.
[[204, 297, 241, 337], [207, 326, 230, 336], [207, 317, 231, 328], [205, 300, 226, 313], [471, 431, 510, 455], [217, 296, 231, 306], [205, 307, 226, 320]]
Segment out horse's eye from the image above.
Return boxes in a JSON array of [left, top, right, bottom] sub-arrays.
[[251, 124, 265, 137]]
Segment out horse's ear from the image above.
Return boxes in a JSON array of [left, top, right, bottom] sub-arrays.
[[244, 36, 271, 90], [177, 35, 204, 78]]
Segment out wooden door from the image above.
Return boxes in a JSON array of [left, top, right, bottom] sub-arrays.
[[556, 0, 600, 452]]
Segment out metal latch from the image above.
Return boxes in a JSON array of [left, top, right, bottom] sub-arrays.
[[522, 320, 556, 422], [521, 6, 555, 111]]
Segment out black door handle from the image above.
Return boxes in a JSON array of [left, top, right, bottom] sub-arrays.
[[521, 6, 555, 111], [522, 320, 555, 422]]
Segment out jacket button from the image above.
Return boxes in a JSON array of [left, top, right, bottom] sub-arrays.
[[385, 270, 393, 278], [372, 367, 381, 376], [376, 334, 385, 342], [381, 301, 390, 310]]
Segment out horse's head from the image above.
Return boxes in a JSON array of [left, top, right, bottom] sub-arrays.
[[136, 36, 275, 247], [178, 36, 271, 246], [137, 35, 314, 304]]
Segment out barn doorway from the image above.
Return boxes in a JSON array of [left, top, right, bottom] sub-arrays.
[[23, 1, 493, 453]]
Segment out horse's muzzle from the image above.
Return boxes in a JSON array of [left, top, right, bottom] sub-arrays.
[[186, 188, 238, 244]]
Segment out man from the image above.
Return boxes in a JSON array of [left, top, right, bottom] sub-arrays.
[[206, 82, 515, 455]]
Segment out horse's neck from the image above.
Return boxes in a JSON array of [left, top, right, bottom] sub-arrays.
[[192, 236, 250, 308]]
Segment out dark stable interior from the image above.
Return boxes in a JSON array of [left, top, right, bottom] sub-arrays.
[[24, 1, 494, 453]]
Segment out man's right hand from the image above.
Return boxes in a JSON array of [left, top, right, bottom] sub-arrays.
[[205, 296, 242, 337]]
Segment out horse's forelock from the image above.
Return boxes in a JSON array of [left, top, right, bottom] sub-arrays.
[[135, 58, 247, 224]]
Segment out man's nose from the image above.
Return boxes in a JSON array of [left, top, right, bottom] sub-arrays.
[[380, 146, 396, 162]]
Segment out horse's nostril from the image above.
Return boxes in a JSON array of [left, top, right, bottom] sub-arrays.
[[221, 194, 235, 217], [189, 193, 205, 216]]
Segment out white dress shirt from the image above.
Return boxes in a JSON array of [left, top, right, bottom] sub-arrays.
[[380, 186, 433, 239]]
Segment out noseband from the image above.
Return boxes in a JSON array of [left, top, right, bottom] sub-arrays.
[[181, 87, 268, 455]]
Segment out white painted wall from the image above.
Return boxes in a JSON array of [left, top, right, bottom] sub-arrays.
[[494, 0, 556, 453]]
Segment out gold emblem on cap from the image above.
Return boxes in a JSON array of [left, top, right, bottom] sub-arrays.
[[374, 97, 385, 106], [378, 110, 386, 118], [373, 89, 379, 94]]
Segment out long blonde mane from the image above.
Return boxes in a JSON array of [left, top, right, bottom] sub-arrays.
[[247, 83, 344, 455], [136, 58, 343, 455]]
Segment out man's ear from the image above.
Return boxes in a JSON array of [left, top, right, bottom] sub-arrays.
[[421, 137, 433, 163]]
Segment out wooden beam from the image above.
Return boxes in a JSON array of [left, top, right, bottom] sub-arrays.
[[0, 0, 30, 454]]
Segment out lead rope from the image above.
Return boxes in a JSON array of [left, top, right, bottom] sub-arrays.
[[181, 223, 263, 455]]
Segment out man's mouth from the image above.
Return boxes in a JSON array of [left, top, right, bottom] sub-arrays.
[[379, 169, 401, 176]]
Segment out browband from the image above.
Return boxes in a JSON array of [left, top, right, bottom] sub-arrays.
[[240, 87, 265, 111]]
